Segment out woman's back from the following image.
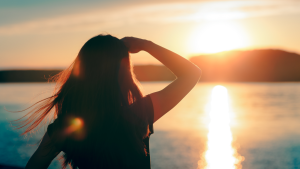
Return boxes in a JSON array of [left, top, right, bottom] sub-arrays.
[[47, 95, 154, 169]]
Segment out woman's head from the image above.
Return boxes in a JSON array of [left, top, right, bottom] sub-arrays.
[[67, 35, 141, 107], [72, 35, 128, 81]]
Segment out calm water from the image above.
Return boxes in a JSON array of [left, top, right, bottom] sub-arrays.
[[1, 82, 300, 169]]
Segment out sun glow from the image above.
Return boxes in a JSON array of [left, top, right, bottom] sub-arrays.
[[200, 85, 243, 169], [188, 22, 249, 54]]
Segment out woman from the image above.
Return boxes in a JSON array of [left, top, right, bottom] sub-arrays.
[[20, 35, 201, 169]]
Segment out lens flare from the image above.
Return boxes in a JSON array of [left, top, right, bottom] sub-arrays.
[[200, 85, 243, 169], [65, 117, 84, 135], [73, 118, 83, 127]]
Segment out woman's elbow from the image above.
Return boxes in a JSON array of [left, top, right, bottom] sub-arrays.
[[191, 66, 202, 80], [196, 67, 202, 78], [177, 65, 202, 80], [183, 67, 201, 83]]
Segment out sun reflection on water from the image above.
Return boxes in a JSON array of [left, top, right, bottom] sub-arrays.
[[200, 85, 243, 169]]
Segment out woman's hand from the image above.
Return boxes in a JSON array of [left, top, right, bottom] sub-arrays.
[[121, 37, 149, 53]]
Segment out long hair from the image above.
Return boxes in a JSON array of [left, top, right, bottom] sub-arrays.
[[14, 35, 149, 169]]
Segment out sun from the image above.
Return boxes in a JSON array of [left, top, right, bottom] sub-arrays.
[[187, 21, 249, 54]]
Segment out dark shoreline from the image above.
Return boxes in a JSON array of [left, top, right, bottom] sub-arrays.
[[2, 49, 300, 83], [0, 65, 176, 83], [1, 68, 300, 83]]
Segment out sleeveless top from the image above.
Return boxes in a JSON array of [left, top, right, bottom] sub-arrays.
[[47, 95, 154, 169]]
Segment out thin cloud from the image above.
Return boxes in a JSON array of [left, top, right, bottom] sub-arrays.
[[0, 0, 299, 35]]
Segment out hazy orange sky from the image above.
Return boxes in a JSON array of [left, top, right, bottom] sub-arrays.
[[1, 0, 300, 69]]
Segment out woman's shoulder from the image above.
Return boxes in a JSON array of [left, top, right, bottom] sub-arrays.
[[125, 95, 153, 122], [124, 95, 154, 136]]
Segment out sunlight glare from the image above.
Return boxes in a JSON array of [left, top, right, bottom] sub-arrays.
[[201, 85, 242, 169], [188, 22, 249, 54]]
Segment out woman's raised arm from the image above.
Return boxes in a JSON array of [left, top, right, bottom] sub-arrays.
[[122, 37, 201, 122]]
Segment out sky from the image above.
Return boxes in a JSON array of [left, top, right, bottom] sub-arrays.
[[1, 0, 300, 69]]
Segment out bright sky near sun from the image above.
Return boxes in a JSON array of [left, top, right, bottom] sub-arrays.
[[1, 0, 300, 69]]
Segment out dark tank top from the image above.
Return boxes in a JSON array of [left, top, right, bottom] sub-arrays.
[[47, 95, 154, 169]]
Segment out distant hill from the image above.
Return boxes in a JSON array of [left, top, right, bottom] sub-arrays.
[[1, 49, 300, 82], [190, 49, 300, 82]]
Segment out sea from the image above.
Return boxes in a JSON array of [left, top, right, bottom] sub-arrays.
[[1, 82, 300, 169]]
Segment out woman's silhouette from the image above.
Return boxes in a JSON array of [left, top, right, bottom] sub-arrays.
[[20, 35, 201, 169]]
